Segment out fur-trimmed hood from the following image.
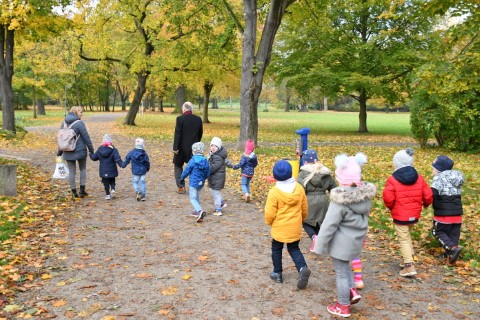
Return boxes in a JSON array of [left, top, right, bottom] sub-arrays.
[[299, 162, 331, 187], [330, 182, 377, 215]]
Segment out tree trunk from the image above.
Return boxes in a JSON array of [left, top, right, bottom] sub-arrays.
[[358, 88, 368, 133], [124, 71, 149, 125], [299, 102, 308, 112], [149, 92, 155, 111], [74, 75, 82, 108], [0, 26, 16, 133], [174, 84, 185, 113], [158, 96, 164, 112], [112, 82, 117, 112], [36, 99, 46, 115], [32, 86, 37, 119], [212, 98, 218, 109], [203, 80, 213, 124], [285, 94, 290, 112], [238, 0, 292, 150], [104, 78, 110, 112], [323, 97, 328, 111]]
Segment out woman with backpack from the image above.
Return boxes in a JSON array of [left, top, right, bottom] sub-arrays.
[[57, 106, 94, 198]]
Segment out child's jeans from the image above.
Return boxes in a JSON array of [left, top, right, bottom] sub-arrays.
[[189, 187, 202, 212], [210, 188, 223, 211], [271, 239, 307, 274], [101, 177, 116, 195], [332, 257, 355, 305], [302, 222, 320, 239], [132, 174, 146, 195], [241, 176, 252, 194], [432, 220, 461, 251], [394, 224, 415, 264]]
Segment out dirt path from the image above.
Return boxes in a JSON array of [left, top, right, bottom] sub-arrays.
[[3, 113, 479, 320]]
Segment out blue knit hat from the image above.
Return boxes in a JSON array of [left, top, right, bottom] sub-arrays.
[[273, 160, 292, 181], [432, 155, 454, 172], [302, 149, 318, 163]]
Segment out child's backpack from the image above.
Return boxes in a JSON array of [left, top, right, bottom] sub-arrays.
[[57, 120, 80, 151]]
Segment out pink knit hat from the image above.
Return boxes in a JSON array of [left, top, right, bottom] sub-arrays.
[[334, 153, 367, 186], [245, 139, 255, 154]]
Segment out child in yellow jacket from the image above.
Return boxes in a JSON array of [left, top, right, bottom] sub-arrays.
[[264, 160, 311, 289]]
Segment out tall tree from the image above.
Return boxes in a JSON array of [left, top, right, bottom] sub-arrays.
[[223, 0, 295, 147], [273, 0, 437, 132], [0, 0, 69, 132]]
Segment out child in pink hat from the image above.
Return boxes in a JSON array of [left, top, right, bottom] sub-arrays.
[[226, 139, 258, 202]]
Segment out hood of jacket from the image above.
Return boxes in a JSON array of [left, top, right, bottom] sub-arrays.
[[211, 146, 228, 160], [274, 182, 306, 206], [330, 182, 377, 215], [193, 154, 209, 171], [131, 149, 148, 162], [299, 162, 332, 187], [97, 145, 114, 158], [64, 112, 80, 125], [392, 166, 418, 185], [432, 170, 464, 196]]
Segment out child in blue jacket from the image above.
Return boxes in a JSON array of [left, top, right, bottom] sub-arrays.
[[226, 139, 258, 203], [180, 142, 210, 222], [121, 138, 150, 201]]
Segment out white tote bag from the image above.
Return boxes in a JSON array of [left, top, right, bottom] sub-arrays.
[[52, 158, 69, 179]]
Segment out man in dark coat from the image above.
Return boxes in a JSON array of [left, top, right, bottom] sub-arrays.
[[173, 101, 203, 193]]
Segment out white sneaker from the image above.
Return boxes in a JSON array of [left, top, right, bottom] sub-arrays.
[[212, 211, 223, 216], [110, 189, 116, 198], [105, 195, 111, 200]]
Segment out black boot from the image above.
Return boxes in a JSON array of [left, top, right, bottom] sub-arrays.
[[79, 185, 88, 198], [71, 188, 79, 198]]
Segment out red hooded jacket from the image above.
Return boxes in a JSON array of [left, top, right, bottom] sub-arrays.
[[383, 166, 433, 224]]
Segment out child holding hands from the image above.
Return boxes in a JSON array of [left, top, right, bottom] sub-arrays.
[[226, 139, 258, 202], [121, 138, 150, 201], [208, 137, 228, 216], [180, 142, 210, 222], [89, 134, 123, 200]]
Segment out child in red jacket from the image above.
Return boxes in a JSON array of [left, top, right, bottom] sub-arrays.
[[383, 148, 433, 277]]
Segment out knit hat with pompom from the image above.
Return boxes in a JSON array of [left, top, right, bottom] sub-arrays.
[[334, 153, 367, 186]]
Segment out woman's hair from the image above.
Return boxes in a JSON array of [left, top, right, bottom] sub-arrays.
[[70, 106, 83, 116]]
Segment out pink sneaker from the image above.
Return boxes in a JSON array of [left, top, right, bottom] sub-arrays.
[[309, 235, 317, 252], [327, 303, 351, 317], [350, 288, 361, 304]]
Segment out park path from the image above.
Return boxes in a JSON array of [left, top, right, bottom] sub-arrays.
[[1, 112, 478, 319]]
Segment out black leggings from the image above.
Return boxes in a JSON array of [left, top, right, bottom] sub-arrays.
[[102, 177, 116, 195]]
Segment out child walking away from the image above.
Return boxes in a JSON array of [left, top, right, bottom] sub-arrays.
[[313, 153, 376, 318], [208, 137, 228, 216], [297, 149, 336, 252], [89, 134, 123, 200], [383, 148, 433, 277], [431, 155, 464, 264], [265, 160, 311, 290], [180, 142, 210, 223], [225, 139, 258, 203], [121, 138, 150, 201]]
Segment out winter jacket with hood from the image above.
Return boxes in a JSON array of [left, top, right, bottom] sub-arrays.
[[431, 170, 464, 217], [313, 183, 377, 261], [180, 155, 210, 189], [208, 146, 228, 190], [383, 166, 433, 225], [90, 145, 123, 178], [297, 162, 337, 227], [122, 148, 150, 176], [264, 181, 308, 243], [57, 112, 94, 161]]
